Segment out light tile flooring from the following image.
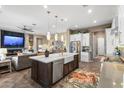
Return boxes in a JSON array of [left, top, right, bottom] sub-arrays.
[[0, 62, 101, 88]]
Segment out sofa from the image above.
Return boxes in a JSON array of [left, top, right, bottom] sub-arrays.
[[12, 53, 37, 70]]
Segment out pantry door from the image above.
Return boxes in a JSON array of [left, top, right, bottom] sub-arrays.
[[97, 37, 105, 55]]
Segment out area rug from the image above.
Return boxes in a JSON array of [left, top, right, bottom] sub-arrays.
[[53, 69, 99, 88]]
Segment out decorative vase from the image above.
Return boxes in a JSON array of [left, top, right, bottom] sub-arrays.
[[45, 49, 49, 57]]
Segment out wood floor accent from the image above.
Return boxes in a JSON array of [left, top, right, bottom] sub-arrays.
[[0, 62, 101, 88]]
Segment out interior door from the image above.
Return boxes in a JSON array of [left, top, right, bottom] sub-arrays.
[[97, 37, 105, 55]]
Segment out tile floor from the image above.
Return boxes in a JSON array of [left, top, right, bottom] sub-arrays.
[[0, 62, 101, 88]]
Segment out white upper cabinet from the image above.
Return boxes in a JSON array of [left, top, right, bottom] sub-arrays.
[[118, 6, 124, 44], [70, 33, 82, 41], [70, 33, 90, 46]]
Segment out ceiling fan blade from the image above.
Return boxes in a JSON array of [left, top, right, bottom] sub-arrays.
[[28, 30, 34, 32], [16, 26, 22, 29], [24, 29, 34, 32], [27, 28, 33, 31], [16, 24, 35, 32]]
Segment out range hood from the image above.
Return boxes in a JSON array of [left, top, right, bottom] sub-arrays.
[[111, 16, 118, 35]]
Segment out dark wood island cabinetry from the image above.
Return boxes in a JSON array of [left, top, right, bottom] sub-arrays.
[[30, 54, 79, 87], [31, 60, 53, 87], [63, 55, 79, 76]]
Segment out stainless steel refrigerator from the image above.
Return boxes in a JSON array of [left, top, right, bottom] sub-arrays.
[[69, 41, 81, 61]]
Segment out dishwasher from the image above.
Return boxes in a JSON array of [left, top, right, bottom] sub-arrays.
[[52, 59, 64, 83]]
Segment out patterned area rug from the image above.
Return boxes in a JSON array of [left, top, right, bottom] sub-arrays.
[[53, 69, 99, 88]]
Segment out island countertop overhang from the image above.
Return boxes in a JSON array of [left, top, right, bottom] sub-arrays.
[[30, 52, 78, 63]]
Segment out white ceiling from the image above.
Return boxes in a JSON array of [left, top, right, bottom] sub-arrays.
[[0, 5, 118, 35]]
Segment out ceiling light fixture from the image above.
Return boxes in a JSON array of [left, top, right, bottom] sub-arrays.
[[93, 20, 97, 23], [60, 19, 64, 42], [82, 5, 88, 7], [43, 5, 48, 9], [88, 9, 92, 14], [75, 25, 78, 28], [47, 32, 51, 40], [64, 18, 68, 22], [55, 33, 58, 41], [46, 11, 51, 41], [55, 15, 58, 41], [61, 35, 64, 42]]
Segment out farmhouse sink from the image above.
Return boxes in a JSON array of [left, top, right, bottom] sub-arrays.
[[64, 56, 74, 64], [43, 52, 75, 64]]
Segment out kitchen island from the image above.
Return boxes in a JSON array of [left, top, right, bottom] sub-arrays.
[[30, 53, 79, 87]]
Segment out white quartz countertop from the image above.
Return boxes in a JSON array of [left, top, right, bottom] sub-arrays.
[[30, 52, 78, 63], [98, 62, 124, 88]]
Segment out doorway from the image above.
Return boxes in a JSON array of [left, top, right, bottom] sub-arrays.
[[36, 38, 43, 51], [92, 31, 106, 57], [97, 37, 105, 55]]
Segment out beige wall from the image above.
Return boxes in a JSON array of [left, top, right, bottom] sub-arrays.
[[25, 30, 70, 52], [25, 33, 46, 51], [33, 34, 46, 51], [25, 33, 30, 48]]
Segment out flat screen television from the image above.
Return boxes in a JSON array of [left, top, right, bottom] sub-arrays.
[[4, 35, 24, 47], [1, 30, 25, 48]]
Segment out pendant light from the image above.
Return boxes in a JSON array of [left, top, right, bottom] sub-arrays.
[[47, 32, 51, 40], [46, 11, 51, 41], [55, 15, 58, 41], [60, 19, 64, 42], [55, 33, 58, 41], [61, 35, 64, 42]]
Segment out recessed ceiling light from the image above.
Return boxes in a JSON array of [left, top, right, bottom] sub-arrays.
[[75, 25, 78, 28], [43, 5, 48, 9], [64, 18, 68, 22], [88, 9, 92, 14], [93, 20, 97, 23]]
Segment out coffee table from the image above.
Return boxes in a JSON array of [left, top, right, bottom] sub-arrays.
[[0, 59, 12, 74]]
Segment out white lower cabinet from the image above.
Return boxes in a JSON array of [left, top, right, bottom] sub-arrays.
[[81, 52, 90, 62]]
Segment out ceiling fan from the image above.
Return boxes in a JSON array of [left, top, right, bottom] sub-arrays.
[[82, 5, 88, 8], [16, 24, 36, 32]]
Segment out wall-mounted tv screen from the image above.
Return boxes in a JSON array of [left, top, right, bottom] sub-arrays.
[[4, 36, 24, 47], [1, 30, 25, 48]]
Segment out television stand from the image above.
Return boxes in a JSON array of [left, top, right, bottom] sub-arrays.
[[7, 48, 23, 56]]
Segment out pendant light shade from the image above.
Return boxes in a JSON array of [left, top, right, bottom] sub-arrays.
[[61, 35, 64, 42], [47, 32, 51, 40], [46, 11, 51, 41], [54, 15, 58, 41], [55, 33, 58, 41]]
